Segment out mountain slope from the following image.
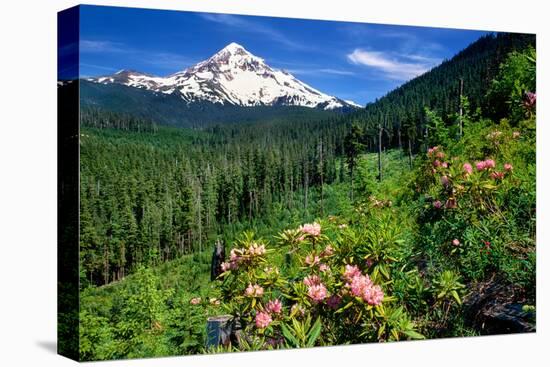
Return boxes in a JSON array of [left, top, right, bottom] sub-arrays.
[[88, 42, 360, 110], [79, 80, 342, 128]]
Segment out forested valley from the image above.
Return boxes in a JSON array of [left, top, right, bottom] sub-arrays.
[[75, 33, 536, 360]]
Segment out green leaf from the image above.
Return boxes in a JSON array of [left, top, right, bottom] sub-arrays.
[[379, 265, 390, 279], [281, 323, 299, 348], [377, 323, 386, 339], [404, 330, 425, 340], [335, 301, 354, 314], [306, 318, 322, 347], [451, 290, 462, 305]]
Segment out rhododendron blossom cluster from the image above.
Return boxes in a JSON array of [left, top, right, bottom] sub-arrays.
[[463, 163, 473, 175], [345, 270, 384, 306], [305, 254, 320, 266], [266, 299, 282, 314], [248, 242, 266, 256], [308, 283, 328, 303], [255, 311, 272, 329], [245, 283, 264, 297], [343, 264, 362, 282], [298, 222, 321, 237], [476, 159, 496, 171], [221, 243, 268, 273], [303, 275, 321, 287]]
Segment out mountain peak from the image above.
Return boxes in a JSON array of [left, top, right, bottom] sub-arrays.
[[87, 43, 360, 110], [209, 42, 259, 64], [220, 42, 247, 53]]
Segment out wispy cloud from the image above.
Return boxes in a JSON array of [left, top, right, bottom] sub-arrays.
[[80, 63, 119, 73], [340, 24, 446, 60], [287, 68, 356, 76], [199, 13, 307, 50], [80, 40, 127, 53], [347, 49, 440, 81], [79, 39, 196, 73]]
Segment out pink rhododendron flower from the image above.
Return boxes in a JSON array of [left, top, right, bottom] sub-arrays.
[[322, 245, 334, 257], [463, 163, 473, 175], [433, 159, 442, 167], [308, 283, 328, 303], [305, 254, 320, 266], [229, 248, 243, 263], [476, 161, 487, 171], [303, 275, 321, 287], [221, 262, 231, 272], [490, 171, 505, 180], [433, 200, 442, 209], [347, 273, 384, 306], [190, 297, 201, 305], [343, 264, 361, 281], [441, 162, 449, 168], [523, 91, 536, 108], [364, 285, 384, 306], [319, 263, 330, 273], [452, 239, 460, 246], [440, 175, 450, 187], [248, 242, 266, 256], [255, 311, 272, 328], [504, 163, 513, 171], [245, 284, 264, 297], [484, 159, 496, 169], [350, 274, 373, 298], [326, 295, 342, 309], [266, 299, 282, 314], [436, 151, 445, 159], [299, 222, 321, 237]]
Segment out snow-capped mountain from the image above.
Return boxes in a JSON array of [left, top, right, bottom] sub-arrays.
[[88, 43, 361, 110]]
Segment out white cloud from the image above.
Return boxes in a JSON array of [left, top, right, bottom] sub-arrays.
[[80, 40, 126, 53], [79, 39, 196, 73], [347, 49, 440, 81], [287, 68, 355, 76], [199, 13, 306, 50]]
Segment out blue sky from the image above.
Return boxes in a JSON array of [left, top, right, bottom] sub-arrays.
[[78, 5, 491, 105]]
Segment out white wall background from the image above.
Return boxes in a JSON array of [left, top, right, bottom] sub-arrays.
[[0, 0, 547, 365]]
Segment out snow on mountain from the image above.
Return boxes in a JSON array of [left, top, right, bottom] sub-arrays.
[[87, 42, 359, 110]]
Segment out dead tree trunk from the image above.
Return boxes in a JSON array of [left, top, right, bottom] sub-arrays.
[[210, 239, 226, 281], [459, 78, 464, 137], [378, 124, 383, 182]]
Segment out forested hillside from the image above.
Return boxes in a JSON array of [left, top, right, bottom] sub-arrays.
[[80, 111, 349, 286], [348, 33, 534, 151], [75, 34, 536, 361]]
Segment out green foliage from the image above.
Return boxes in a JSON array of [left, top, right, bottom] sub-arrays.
[[281, 316, 322, 348], [487, 46, 536, 122], [78, 38, 536, 360], [433, 270, 465, 305]]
